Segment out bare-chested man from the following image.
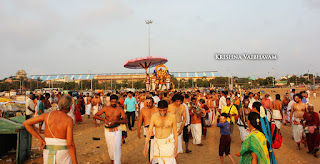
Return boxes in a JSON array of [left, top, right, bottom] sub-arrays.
[[23, 95, 78, 164], [84, 93, 92, 118], [291, 94, 308, 150], [143, 100, 177, 164], [207, 93, 217, 124], [94, 95, 128, 164], [137, 97, 158, 163], [168, 94, 186, 154], [237, 99, 251, 142], [197, 93, 206, 104], [92, 93, 102, 125], [272, 94, 283, 129]]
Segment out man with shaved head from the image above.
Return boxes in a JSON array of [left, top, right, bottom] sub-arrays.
[[137, 96, 158, 163], [143, 100, 177, 164], [291, 94, 308, 150]]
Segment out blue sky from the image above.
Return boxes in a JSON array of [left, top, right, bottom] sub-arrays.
[[1, 0, 319, 79]]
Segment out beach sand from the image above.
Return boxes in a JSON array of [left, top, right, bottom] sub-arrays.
[[22, 88, 320, 164]]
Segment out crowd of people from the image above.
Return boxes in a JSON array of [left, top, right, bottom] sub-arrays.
[[21, 88, 320, 164]]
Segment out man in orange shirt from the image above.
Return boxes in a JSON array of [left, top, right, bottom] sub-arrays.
[[190, 98, 205, 146]]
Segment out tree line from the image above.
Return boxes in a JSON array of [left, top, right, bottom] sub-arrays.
[[0, 74, 319, 92]]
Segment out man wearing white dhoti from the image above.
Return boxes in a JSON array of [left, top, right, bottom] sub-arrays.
[[84, 93, 92, 118], [287, 99, 295, 136], [182, 95, 192, 153], [168, 94, 186, 154], [146, 74, 151, 91], [23, 95, 78, 164], [137, 97, 158, 163], [151, 74, 156, 91], [94, 95, 128, 164], [218, 91, 227, 112], [92, 94, 102, 125], [190, 98, 206, 145], [65, 92, 75, 124], [237, 99, 251, 142], [144, 100, 177, 164], [166, 74, 171, 90], [272, 94, 283, 129], [291, 93, 308, 150], [100, 93, 105, 107]]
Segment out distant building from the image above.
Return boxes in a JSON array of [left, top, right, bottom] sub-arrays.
[[29, 71, 220, 83], [275, 80, 288, 86], [16, 70, 27, 79], [1, 70, 27, 83]]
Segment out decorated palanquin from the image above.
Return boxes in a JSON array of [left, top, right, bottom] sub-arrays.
[[149, 64, 172, 91]]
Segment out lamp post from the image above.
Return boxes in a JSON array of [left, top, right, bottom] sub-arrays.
[[145, 20, 153, 56], [272, 67, 275, 87], [145, 20, 153, 74]]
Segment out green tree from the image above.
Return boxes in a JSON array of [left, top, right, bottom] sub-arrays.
[[211, 77, 228, 87], [121, 79, 129, 88], [170, 75, 179, 88], [134, 80, 145, 89]]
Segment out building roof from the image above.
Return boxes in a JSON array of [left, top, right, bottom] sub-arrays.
[[28, 74, 95, 81], [28, 71, 219, 81]]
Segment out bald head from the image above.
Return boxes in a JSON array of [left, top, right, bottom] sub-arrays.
[[58, 95, 73, 112], [308, 104, 314, 113]]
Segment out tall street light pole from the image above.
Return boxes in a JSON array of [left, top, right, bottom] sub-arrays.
[[272, 67, 275, 87], [145, 20, 153, 74]]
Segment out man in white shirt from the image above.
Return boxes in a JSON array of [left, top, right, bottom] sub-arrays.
[[152, 92, 160, 107], [248, 92, 254, 104], [219, 91, 227, 112], [249, 93, 260, 109], [287, 99, 295, 136], [305, 90, 310, 103], [25, 94, 36, 119], [182, 94, 192, 153]]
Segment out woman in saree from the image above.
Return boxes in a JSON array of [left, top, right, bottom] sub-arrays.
[[236, 112, 270, 164], [251, 102, 277, 164]]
